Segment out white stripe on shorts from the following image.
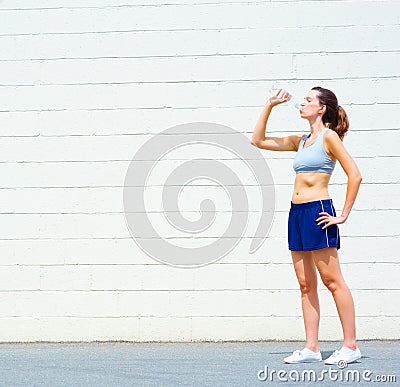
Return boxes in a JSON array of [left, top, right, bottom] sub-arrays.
[[320, 200, 329, 247], [329, 200, 339, 243]]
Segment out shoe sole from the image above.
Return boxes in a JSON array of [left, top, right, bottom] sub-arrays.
[[324, 355, 362, 365], [284, 359, 322, 364]]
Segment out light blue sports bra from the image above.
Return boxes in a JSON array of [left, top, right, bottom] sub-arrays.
[[293, 127, 336, 174]]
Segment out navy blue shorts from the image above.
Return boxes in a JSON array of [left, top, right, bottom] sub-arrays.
[[288, 198, 340, 251]]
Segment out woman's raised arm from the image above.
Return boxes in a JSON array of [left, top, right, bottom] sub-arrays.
[[251, 89, 304, 152]]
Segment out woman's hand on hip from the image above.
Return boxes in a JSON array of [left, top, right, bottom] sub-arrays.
[[316, 212, 347, 229]]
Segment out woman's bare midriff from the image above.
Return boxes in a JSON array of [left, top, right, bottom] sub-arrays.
[[292, 172, 332, 204]]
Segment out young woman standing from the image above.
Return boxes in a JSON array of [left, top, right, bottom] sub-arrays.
[[251, 87, 363, 364]]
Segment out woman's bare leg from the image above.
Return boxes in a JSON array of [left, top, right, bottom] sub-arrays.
[[312, 247, 357, 350], [291, 250, 320, 352]]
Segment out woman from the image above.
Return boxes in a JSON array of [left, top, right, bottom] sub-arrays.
[[251, 86, 363, 364]]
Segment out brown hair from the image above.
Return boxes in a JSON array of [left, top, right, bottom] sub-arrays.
[[312, 86, 349, 141]]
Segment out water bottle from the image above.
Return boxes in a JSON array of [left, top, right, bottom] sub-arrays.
[[269, 85, 301, 110]]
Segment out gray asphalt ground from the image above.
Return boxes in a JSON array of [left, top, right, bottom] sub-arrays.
[[0, 340, 398, 387]]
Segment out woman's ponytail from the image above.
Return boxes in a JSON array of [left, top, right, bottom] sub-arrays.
[[312, 86, 349, 141], [335, 106, 349, 141]]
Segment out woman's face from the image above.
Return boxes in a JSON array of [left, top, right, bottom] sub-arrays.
[[299, 90, 325, 119]]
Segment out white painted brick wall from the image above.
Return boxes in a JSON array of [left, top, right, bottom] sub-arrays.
[[0, 0, 399, 342]]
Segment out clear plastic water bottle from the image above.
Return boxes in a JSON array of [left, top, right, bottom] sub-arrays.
[[269, 85, 301, 110]]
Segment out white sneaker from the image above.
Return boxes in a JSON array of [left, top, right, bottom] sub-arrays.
[[284, 348, 322, 364], [324, 346, 361, 365]]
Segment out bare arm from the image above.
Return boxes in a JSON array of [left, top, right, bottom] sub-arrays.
[[326, 130, 363, 221], [250, 90, 304, 152]]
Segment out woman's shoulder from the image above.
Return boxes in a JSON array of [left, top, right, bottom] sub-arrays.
[[324, 127, 340, 140], [295, 132, 308, 140], [322, 128, 341, 147], [323, 128, 341, 162]]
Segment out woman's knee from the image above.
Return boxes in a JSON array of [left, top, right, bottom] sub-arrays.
[[298, 278, 318, 294], [321, 275, 343, 293]]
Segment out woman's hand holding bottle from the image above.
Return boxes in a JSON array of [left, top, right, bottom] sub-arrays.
[[267, 87, 291, 107], [267, 86, 301, 109]]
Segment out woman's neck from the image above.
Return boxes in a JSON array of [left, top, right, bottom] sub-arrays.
[[308, 118, 325, 135]]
